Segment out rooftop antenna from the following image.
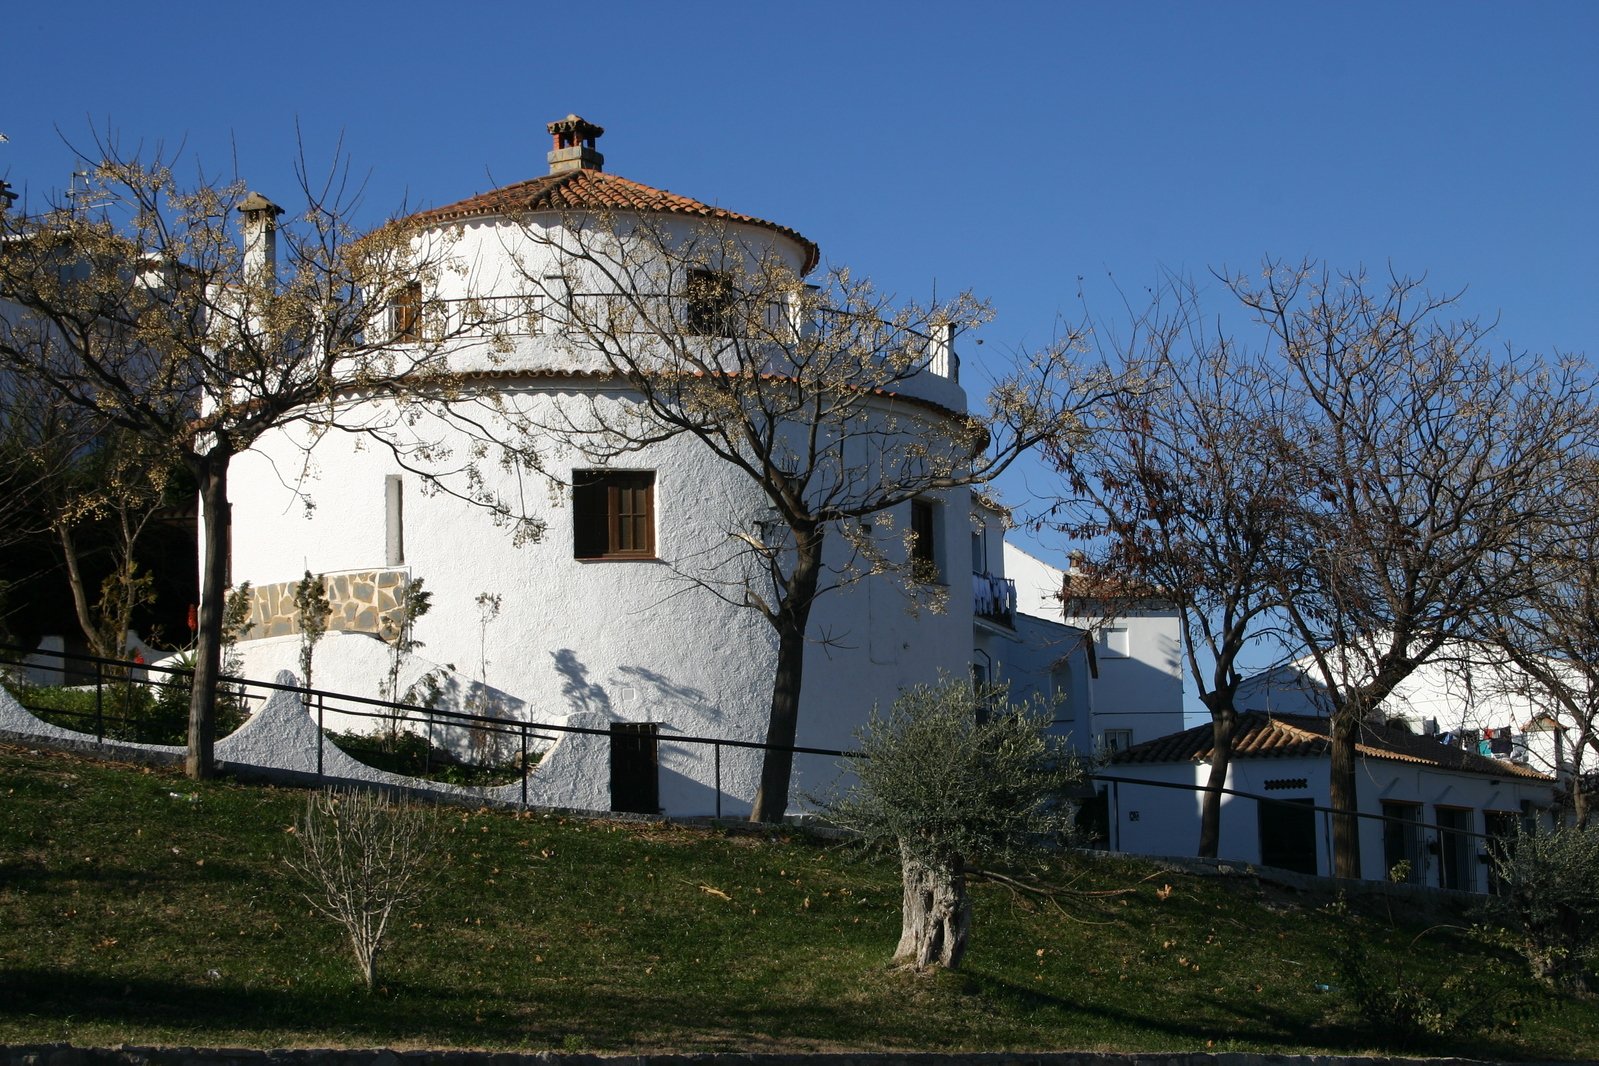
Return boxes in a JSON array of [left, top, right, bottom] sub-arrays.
[[64, 170, 110, 215]]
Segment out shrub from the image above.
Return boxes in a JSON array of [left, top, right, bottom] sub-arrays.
[[1338, 924, 1539, 1047], [1488, 824, 1599, 990], [283, 788, 439, 990]]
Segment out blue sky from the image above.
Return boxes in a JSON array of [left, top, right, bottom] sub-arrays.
[[5, 2, 1595, 577]]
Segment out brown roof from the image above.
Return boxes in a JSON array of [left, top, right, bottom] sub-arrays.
[[1112, 711, 1554, 782], [1060, 571, 1172, 606], [409, 169, 820, 275]]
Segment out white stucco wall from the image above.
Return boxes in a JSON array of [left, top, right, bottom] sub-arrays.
[[1004, 543, 1186, 750], [1102, 756, 1553, 889], [224, 382, 979, 817]]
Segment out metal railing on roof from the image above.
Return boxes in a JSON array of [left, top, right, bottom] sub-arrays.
[[391, 292, 957, 382]]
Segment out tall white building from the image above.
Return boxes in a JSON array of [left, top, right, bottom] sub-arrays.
[[219, 116, 1073, 817]]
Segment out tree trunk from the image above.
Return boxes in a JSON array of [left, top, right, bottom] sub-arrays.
[[1329, 711, 1361, 878], [894, 845, 971, 970], [188, 448, 232, 780], [57, 524, 112, 659], [750, 527, 823, 823], [1198, 705, 1237, 859]]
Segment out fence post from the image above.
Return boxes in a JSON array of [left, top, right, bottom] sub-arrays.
[[94, 659, 104, 742], [316, 695, 324, 779], [714, 741, 722, 820], [521, 720, 529, 808], [1322, 808, 1333, 877]]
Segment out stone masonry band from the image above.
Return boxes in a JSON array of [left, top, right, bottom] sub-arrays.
[[238, 569, 412, 643]]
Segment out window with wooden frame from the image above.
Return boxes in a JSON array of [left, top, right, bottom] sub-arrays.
[[573, 470, 656, 560], [685, 268, 737, 337], [390, 281, 422, 343]]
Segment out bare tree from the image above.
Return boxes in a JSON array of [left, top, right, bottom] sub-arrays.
[[501, 209, 1111, 821], [1482, 467, 1599, 827], [822, 678, 1079, 970], [0, 143, 506, 777], [1050, 275, 1298, 857], [283, 788, 438, 991], [1235, 260, 1595, 877]]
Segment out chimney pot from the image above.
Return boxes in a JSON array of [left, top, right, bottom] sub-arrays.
[[546, 115, 605, 174]]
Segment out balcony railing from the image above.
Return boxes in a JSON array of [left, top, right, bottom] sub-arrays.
[[398, 292, 958, 382], [973, 572, 1016, 626]]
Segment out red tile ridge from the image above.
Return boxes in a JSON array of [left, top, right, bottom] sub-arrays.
[[408, 169, 820, 275]]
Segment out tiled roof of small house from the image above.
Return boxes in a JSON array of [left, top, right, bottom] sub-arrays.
[[410, 168, 821, 275], [1111, 711, 1554, 782]]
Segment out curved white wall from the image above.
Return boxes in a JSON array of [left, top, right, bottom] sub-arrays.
[[227, 383, 974, 816]]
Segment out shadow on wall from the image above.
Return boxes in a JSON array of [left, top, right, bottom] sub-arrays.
[[553, 648, 611, 717], [616, 663, 724, 728], [552, 649, 729, 729]]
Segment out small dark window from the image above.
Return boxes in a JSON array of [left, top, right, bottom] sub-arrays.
[[685, 268, 736, 336], [574, 470, 655, 559], [1436, 806, 1476, 892], [391, 281, 422, 342], [910, 499, 936, 566]]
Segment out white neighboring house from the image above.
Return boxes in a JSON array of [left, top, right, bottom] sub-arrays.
[[217, 116, 1067, 819], [972, 503, 1095, 747], [1102, 710, 1555, 892], [1004, 542, 1184, 754], [1234, 644, 1586, 800]]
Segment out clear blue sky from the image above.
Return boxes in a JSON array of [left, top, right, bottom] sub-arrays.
[[5, 1, 1595, 565]]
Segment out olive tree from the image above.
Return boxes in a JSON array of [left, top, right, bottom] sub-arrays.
[[823, 678, 1080, 970], [1489, 825, 1599, 990]]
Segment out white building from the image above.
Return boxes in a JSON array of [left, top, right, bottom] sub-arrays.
[[1101, 710, 1555, 891], [1235, 644, 1586, 795], [220, 116, 1076, 818], [1003, 543, 1184, 753]]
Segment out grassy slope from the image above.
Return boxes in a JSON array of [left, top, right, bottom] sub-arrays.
[[0, 742, 1594, 1058]]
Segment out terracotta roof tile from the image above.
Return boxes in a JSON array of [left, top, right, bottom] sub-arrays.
[[1112, 711, 1554, 782], [410, 169, 820, 275]]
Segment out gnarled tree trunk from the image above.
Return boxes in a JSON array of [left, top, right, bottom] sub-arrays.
[[894, 844, 971, 970]]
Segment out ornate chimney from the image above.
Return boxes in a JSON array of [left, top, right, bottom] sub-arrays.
[[238, 191, 284, 287], [547, 115, 605, 175]]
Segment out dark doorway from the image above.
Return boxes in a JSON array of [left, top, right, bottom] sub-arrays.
[[1483, 810, 1518, 895], [609, 722, 659, 814], [1383, 802, 1425, 884], [1436, 806, 1476, 892], [1258, 797, 1317, 875]]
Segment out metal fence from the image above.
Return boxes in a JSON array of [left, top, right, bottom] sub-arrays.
[[0, 643, 1537, 890], [0, 643, 853, 819], [1089, 771, 1531, 894]]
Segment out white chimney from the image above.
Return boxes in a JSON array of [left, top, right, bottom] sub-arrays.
[[238, 191, 284, 288]]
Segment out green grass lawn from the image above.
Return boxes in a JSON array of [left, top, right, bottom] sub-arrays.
[[1, 741, 1594, 1058]]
